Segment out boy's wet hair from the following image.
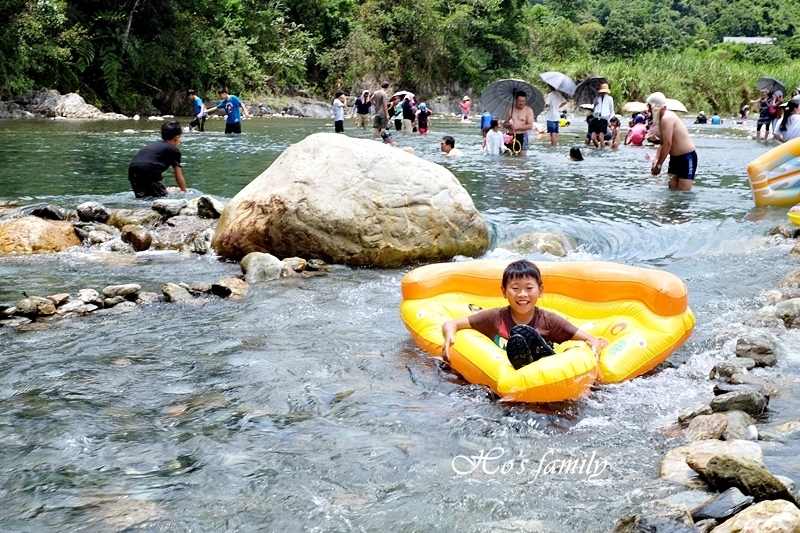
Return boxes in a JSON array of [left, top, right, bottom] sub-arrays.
[[161, 120, 182, 141], [502, 260, 542, 288], [490, 118, 499, 129], [335, 90, 344, 98]]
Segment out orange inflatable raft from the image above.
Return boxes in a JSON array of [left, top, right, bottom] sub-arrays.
[[399, 260, 696, 402], [747, 137, 800, 206]]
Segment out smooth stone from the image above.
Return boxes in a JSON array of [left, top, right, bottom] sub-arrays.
[[241, 252, 283, 283], [16, 296, 56, 316], [776, 475, 797, 494], [695, 518, 717, 533], [678, 405, 713, 426], [611, 500, 695, 533], [88, 230, 114, 244], [120, 224, 153, 251], [136, 291, 161, 305], [500, 230, 579, 256], [151, 199, 188, 218], [704, 455, 796, 504], [106, 208, 163, 229], [282, 257, 307, 272], [713, 382, 770, 399], [190, 283, 212, 295], [0, 317, 33, 327], [152, 216, 216, 252], [76, 201, 110, 223], [103, 296, 127, 308], [0, 216, 81, 253], [661, 440, 763, 489], [197, 195, 225, 219], [710, 500, 800, 533], [109, 239, 135, 253], [30, 204, 65, 220], [710, 391, 768, 417], [735, 335, 778, 367], [723, 410, 758, 441], [759, 421, 800, 443], [56, 300, 90, 316], [774, 298, 800, 327], [46, 293, 70, 306], [94, 301, 137, 314], [77, 288, 101, 304], [691, 487, 754, 522], [211, 277, 248, 299], [162, 282, 194, 303], [305, 258, 327, 271], [728, 373, 777, 395], [710, 359, 756, 379], [687, 414, 728, 441], [102, 283, 141, 299]]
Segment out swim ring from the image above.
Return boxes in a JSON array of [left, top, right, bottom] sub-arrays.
[[747, 137, 800, 206], [400, 260, 695, 403], [788, 210, 800, 226]]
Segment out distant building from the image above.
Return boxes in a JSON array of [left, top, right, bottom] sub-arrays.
[[723, 37, 776, 45]]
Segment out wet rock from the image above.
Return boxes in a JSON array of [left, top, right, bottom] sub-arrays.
[[102, 284, 141, 299], [704, 455, 797, 504], [211, 277, 248, 299], [713, 382, 770, 399], [661, 439, 763, 488], [151, 216, 216, 251], [691, 487, 754, 522], [179, 198, 199, 217], [306, 258, 327, 271], [610, 500, 695, 533], [107, 208, 163, 229], [728, 372, 776, 395], [735, 335, 777, 367], [212, 132, 489, 266], [109, 239, 135, 253], [94, 301, 137, 314], [190, 282, 212, 295], [30, 204, 65, 220], [103, 296, 127, 308], [76, 201, 110, 223], [197, 195, 225, 219], [711, 500, 800, 533], [710, 390, 768, 417], [88, 230, 114, 244], [710, 358, 756, 379], [0, 216, 81, 253], [152, 199, 187, 218], [162, 283, 194, 303], [678, 405, 713, 426], [777, 475, 797, 493], [774, 298, 800, 327], [759, 420, 800, 443], [282, 257, 307, 272], [694, 518, 717, 533], [77, 288, 102, 305], [56, 300, 90, 316], [241, 252, 283, 283], [16, 296, 57, 317], [46, 293, 70, 306], [192, 229, 213, 255], [136, 291, 161, 305], [501, 230, 579, 256], [780, 270, 800, 288], [120, 224, 153, 251], [687, 414, 728, 441], [0, 316, 32, 327], [722, 410, 758, 441]]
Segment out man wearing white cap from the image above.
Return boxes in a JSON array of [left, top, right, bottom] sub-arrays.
[[647, 91, 697, 191]]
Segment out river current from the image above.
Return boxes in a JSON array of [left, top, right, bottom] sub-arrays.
[[1, 115, 799, 532]]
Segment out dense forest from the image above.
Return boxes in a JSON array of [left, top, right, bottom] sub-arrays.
[[2, 0, 800, 114]]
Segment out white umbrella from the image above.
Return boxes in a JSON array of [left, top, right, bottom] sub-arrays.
[[665, 98, 687, 113], [392, 90, 415, 100], [622, 101, 647, 113], [579, 103, 595, 110], [540, 71, 576, 96]]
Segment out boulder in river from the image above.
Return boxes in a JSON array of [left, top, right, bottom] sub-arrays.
[[660, 439, 762, 489], [0, 216, 81, 253], [121, 224, 153, 251], [211, 132, 489, 266], [76, 201, 111, 223], [704, 455, 797, 504], [710, 499, 800, 533], [709, 390, 768, 417], [107, 208, 163, 229], [241, 252, 283, 283], [735, 334, 778, 367]]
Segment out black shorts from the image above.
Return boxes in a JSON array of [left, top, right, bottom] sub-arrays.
[[225, 122, 242, 134], [667, 150, 698, 180], [128, 167, 168, 198], [589, 118, 608, 134], [394, 119, 402, 131], [334, 120, 344, 133], [189, 116, 206, 131]]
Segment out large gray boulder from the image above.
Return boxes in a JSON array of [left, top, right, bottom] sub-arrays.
[[212, 132, 489, 266]]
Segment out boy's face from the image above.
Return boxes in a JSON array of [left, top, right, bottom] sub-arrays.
[[502, 276, 542, 315]]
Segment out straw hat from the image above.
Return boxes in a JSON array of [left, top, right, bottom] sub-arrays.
[[598, 83, 610, 94], [462, 95, 470, 101]]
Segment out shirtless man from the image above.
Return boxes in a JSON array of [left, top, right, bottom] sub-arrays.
[[647, 92, 697, 191], [503, 91, 534, 156]]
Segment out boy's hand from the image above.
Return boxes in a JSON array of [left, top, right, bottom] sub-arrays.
[[587, 336, 609, 357]]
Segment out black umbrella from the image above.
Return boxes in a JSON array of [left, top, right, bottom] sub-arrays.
[[573, 76, 607, 106], [757, 77, 786, 96], [480, 79, 545, 119]]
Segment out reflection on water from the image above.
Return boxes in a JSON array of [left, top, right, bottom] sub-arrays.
[[1, 116, 800, 531]]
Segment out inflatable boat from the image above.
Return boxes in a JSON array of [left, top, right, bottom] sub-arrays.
[[400, 260, 695, 403], [747, 138, 800, 206]]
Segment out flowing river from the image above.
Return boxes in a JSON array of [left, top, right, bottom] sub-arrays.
[[1, 115, 799, 531]]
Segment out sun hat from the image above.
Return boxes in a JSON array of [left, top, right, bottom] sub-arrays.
[[647, 92, 667, 110], [419, 103, 427, 110], [463, 95, 470, 101], [598, 83, 610, 94], [699, 111, 706, 116]]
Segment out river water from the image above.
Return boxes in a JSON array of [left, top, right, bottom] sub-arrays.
[[1, 115, 800, 532]]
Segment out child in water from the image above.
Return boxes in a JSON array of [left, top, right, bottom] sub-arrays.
[[483, 118, 510, 155], [569, 146, 583, 161], [441, 260, 608, 369], [608, 116, 621, 149]]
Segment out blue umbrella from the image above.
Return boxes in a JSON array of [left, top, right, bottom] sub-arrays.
[[540, 71, 576, 96]]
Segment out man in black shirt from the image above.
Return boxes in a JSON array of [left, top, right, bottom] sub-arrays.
[[128, 121, 188, 198], [354, 90, 372, 129]]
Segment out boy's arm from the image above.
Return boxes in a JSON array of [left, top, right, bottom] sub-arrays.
[[441, 316, 472, 364], [572, 329, 608, 356], [173, 166, 187, 192], [199, 103, 207, 118], [240, 101, 250, 119]]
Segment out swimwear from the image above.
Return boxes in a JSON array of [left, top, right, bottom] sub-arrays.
[[224, 122, 242, 134], [546, 120, 559, 134], [373, 114, 388, 130], [128, 167, 168, 198], [189, 116, 206, 132], [418, 127, 428, 135], [509, 132, 529, 152], [667, 150, 698, 181], [334, 120, 344, 133], [589, 118, 608, 134]]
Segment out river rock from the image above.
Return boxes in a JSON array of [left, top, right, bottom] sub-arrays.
[[193, 230, 213, 254], [102, 296, 128, 308], [151, 199, 187, 218], [55, 300, 90, 316], [77, 288, 100, 304], [282, 257, 307, 272], [136, 291, 162, 305], [107, 208, 163, 229], [0, 317, 32, 327], [306, 258, 327, 271], [282, 100, 332, 118], [710, 358, 756, 379], [611, 500, 695, 533], [102, 284, 141, 299], [211, 277, 248, 299], [241, 252, 283, 283], [212, 132, 489, 266], [759, 420, 800, 443], [88, 230, 114, 244], [179, 198, 199, 217], [695, 519, 717, 533], [735, 335, 778, 367], [727, 373, 776, 395], [197, 195, 225, 219], [151, 216, 216, 251], [710, 390, 768, 417], [661, 439, 763, 488], [46, 293, 70, 306], [679, 405, 714, 426], [76, 201, 110, 223], [0, 216, 81, 253], [30, 204, 65, 220], [692, 487, 754, 522], [710, 499, 800, 533], [501, 231, 579, 256], [774, 298, 800, 327], [722, 410, 758, 441], [120, 224, 153, 251], [162, 283, 194, 303], [704, 455, 797, 504], [713, 382, 770, 399], [780, 270, 800, 288], [687, 414, 729, 441], [16, 296, 56, 316]]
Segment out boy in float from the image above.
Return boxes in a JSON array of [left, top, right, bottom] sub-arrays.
[[441, 260, 608, 369], [128, 121, 188, 198], [186, 89, 207, 132]]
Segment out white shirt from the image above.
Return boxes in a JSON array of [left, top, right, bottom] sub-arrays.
[[780, 114, 800, 143], [593, 94, 614, 120], [545, 91, 565, 122], [333, 99, 344, 121], [484, 130, 506, 155]]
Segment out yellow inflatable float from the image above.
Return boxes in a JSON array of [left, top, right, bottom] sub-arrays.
[[747, 137, 800, 206], [400, 260, 695, 403]]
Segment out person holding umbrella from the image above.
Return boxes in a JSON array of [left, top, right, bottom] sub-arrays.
[[749, 90, 773, 141], [503, 91, 535, 156], [544, 84, 568, 147]]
